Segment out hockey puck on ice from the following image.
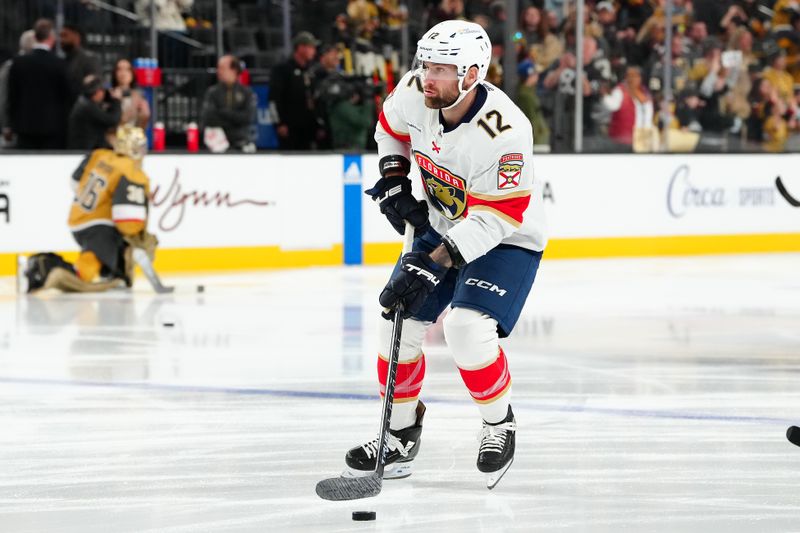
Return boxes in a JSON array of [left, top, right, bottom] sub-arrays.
[[352, 511, 376, 521], [788, 426, 800, 447], [196, 284, 205, 293], [162, 322, 174, 328]]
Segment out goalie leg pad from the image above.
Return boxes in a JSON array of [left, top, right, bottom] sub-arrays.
[[42, 267, 124, 293], [75, 251, 102, 282], [444, 307, 511, 424], [72, 226, 129, 280]]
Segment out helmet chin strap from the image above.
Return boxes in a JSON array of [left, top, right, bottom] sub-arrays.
[[442, 76, 480, 110]]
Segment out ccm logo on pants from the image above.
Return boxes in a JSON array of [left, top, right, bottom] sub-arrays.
[[465, 278, 507, 296]]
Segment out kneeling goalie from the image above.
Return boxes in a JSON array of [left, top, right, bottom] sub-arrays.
[[24, 125, 158, 293]]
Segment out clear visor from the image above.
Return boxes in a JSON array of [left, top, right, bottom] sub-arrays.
[[411, 57, 460, 82]]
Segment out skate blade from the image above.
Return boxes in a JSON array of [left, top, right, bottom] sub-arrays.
[[485, 457, 513, 490], [342, 461, 413, 480]]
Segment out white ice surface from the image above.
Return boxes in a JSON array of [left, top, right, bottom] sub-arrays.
[[1, 254, 799, 532]]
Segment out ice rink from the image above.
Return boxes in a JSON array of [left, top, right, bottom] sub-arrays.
[[1, 253, 799, 532]]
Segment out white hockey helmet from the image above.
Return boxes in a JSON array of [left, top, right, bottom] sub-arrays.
[[412, 20, 492, 109]]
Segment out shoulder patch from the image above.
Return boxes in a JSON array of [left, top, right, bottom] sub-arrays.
[[498, 153, 524, 190]]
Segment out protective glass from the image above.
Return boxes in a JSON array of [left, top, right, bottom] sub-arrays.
[[411, 58, 460, 81]]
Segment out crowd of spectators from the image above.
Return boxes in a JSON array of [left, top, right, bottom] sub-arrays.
[[3, 1, 800, 153]]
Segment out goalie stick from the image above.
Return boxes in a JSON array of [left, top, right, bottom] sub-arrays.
[[132, 248, 174, 294], [315, 222, 415, 501]]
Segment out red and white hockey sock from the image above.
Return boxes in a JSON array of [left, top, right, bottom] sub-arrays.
[[443, 308, 511, 424], [377, 317, 429, 431], [457, 347, 511, 424]]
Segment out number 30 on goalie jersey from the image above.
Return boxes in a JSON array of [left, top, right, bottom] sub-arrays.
[[68, 148, 150, 236]]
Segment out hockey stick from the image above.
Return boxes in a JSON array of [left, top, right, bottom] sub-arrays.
[[316, 222, 415, 501], [776, 176, 800, 207], [132, 248, 175, 294]]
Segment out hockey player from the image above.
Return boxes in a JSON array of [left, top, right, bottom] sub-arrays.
[[345, 20, 547, 489], [24, 125, 157, 293]]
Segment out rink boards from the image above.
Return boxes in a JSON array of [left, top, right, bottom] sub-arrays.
[[0, 153, 798, 274]]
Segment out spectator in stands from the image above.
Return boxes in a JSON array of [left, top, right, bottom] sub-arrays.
[[520, 7, 542, 46], [648, 33, 691, 101], [348, 0, 380, 39], [111, 58, 151, 130], [690, 39, 740, 134], [426, 0, 467, 30], [7, 19, 72, 149], [136, 0, 194, 31], [516, 59, 550, 146], [68, 74, 122, 150], [687, 21, 709, 62], [595, 1, 622, 66], [60, 23, 101, 102], [542, 36, 613, 139], [486, 1, 507, 43], [722, 28, 757, 122], [331, 13, 354, 50], [617, 0, 655, 33], [313, 44, 344, 149], [762, 50, 795, 104], [376, 0, 407, 49], [603, 66, 654, 150], [0, 30, 35, 148], [529, 9, 564, 75], [270, 32, 319, 150], [135, 0, 194, 67], [675, 87, 705, 133], [763, 90, 790, 152], [200, 55, 257, 153], [772, 0, 800, 42]]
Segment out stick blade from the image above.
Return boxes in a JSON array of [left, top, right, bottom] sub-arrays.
[[315, 474, 382, 501]]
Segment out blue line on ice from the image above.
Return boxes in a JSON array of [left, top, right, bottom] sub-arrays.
[[0, 376, 793, 426]]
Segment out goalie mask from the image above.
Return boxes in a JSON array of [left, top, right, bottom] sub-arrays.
[[411, 20, 492, 110], [113, 125, 147, 161]]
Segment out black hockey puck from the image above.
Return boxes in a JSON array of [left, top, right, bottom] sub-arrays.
[[162, 322, 174, 328], [352, 511, 376, 521], [196, 284, 205, 293], [788, 426, 800, 447]]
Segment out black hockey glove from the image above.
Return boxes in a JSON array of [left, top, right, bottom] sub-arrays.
[[365, 155, 430, 237], [379, 252, 448, 318]]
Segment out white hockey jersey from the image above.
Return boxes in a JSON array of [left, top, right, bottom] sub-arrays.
[[375, 71, 547, 263]]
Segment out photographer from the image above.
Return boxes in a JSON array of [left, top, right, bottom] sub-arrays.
[[317, 72, 373, 150], [68, 75, 122, 150]]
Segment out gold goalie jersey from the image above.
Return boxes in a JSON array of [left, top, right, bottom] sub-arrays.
[[68, 148, 150, 236]]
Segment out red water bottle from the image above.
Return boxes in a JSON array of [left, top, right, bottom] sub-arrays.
[[186, 122, 199, 152], [152, 121, 165, 151]]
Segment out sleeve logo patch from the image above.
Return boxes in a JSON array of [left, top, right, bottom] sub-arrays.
[[498, 153, 524, 189]]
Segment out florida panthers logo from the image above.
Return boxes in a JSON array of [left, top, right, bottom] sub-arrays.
[[413, 151, 466, 220]]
